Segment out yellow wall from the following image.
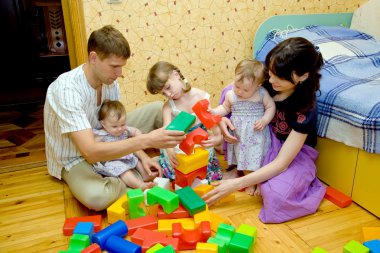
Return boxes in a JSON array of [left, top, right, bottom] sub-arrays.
[[82, 0, 366, 111]]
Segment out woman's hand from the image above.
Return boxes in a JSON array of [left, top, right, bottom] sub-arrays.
[[167, 148, 178, 168], [202, 178, 241, 207], [146, 128, 185, 149], [219, 117, 238, 143], [141, 155, 163, 177]]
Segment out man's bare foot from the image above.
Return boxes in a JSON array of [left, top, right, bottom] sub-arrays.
[[140, 181, 156, 190], [245, 185, 256, 196]]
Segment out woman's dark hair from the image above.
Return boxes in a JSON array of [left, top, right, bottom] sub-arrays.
[[264, 37, 324, 112]]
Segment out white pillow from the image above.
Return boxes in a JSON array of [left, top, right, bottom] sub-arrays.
[[350, 0, 380, 41]]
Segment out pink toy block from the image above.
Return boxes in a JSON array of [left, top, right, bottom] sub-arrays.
[[324, 186, 352, 208], [157, 204, 191, 219], [172, 221, 211, 250], [125, 215, 158, 235], [179, 127, 208, 155], [63, 215, 102, 236], [192, 99, 221, 129], [174, 166, 207, 188], [81, 243, 101, 253]]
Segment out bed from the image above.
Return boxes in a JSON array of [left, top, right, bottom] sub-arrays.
[[252, 13, 380, 217]]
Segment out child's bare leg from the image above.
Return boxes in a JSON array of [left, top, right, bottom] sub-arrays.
[[135, 161, 158, 182], [120, 169, 154, 190], [243, 170, 257, 196]]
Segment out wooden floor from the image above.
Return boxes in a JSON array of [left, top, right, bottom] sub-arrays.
[[0, 105, 379, 253]]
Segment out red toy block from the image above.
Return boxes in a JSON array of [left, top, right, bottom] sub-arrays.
[[172, 221, 211, 250], [324, 186, 352, 208], [157, 204, 191, 219], [179, 127, 208, 155], [125, 215, 158, 235], [174, 166, 207, 188], [192, 99, 221, 129], [130, 228, 179, 253], [63, 215, 102, 236], [81, 243, 101, 253]]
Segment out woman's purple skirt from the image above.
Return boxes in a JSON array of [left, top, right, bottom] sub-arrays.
[[258, 128, 326, 223]]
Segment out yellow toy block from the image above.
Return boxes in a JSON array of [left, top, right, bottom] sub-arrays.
[[157, 218, 195, 236], [176, 148, 209, 174], [209, 212, 231, 233], [217, 192, 235, 204], [194, 206, 211, 225], [236, 224, 257, 240], [362, 227, 380, 242], [196, 242, 218, 252], [107, 194, 128, 224], [194, 184, 235, 204], [146, 243, 164, 253]]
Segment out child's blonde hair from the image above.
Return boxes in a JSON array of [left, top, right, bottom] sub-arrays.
[[146, 61, 191, 95], [235, 59, 266, 87], [99, 100, 126, 121]]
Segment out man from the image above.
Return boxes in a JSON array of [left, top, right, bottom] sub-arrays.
[[44, 25, 184, 210]]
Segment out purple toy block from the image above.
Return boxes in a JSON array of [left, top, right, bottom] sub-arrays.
[[92, 220, 128, 250]]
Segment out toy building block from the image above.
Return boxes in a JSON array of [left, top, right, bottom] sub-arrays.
[[127, 188, 146, 219], [176, 148, 209, 174], [105, 235, 141, 253], [324, 186, 352, 208], [81, 243, 101, 253], [363, 239, 380, 253], [236, 224, 257, 240], [207, 237, 227, 253], [179, 127, 208, 155], [131, 228, 179, 253], [153, 177, 171, 190], [175, 166, 207, 188], [192, 99, 221, 129], [146, 243, 164, 253], [343, 240, 369, 253], [165, 111, 196, 132], [158, 218, 195, 236], [193, 206, 211, 225], [193, 184, 235, 204], [209, 212, 231, 233], [172, 220, 211, 250], [155, 245, 176, 253], [362, 227, 380, 242], [176, 186, 207, 216], [68, 234, 90, 252], [311, 247, 330, 253], [107, 193, 128, 224], [215, 223, 235, 246], [73, 222, 94, 243], [142, 237, 179, 253], [229, 232, 254, 253], [146, 186, 179, 214], [63, 215, 102, 236], [125, 215, 158, 236], [92, 220, 128, 250], [157, 204, 190, 219], [195, 242, 218, 253]]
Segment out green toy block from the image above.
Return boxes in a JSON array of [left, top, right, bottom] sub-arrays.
[[175, 186, 206, 216], [127, 189, 146, 219], [343, 240, 369, 253], [236, 224, 257, 240], [312, 246, 330, 253], [207, 237, 227, 253], [155, 245, 176, 253], [147, 186, 179, 214], [165, 111, 196, 132], [68, 234, 90, 251], [228, 232, 254, 253], [146, 243, 164, 253], [215, 223, 235, 245]]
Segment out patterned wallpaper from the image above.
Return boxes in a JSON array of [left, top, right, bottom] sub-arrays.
[[82, 0, 366, 111]]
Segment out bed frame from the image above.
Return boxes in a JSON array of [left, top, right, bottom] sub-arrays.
[[253, 13, 379, 218]]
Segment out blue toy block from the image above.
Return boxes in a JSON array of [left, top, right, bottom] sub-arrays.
[[363, 239, 380, 253], [92, 220, 128, 250], [105, 235, 142, 253], [73, 222, 94, 243]]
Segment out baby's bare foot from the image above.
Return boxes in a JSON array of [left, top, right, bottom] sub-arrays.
[[253, 185, 261, 196], [245, 185, 256, 196], [140, 181, 156, 190]]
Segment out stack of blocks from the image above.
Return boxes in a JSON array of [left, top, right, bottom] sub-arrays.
[[61, 185, 257, 252]]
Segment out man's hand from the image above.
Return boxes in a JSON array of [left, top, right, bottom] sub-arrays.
[[141, 155, 162, 178], [147, 127, 185, 149]]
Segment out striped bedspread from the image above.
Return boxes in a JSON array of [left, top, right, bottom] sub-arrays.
[[256, 25, 380, 153]]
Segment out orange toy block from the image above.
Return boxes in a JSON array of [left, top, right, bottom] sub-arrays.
[[193, 184, 235, 204], [175, 166, 207, 188], [131, 228, 179, 253], [157, 204, 191, 219], [192, 99, 221, 129], [209, 212, 231, 233], [195, 242, 218, 252], [63, 215, 102, 236], [193, 206, 211, 225], [158, 218, 195, 236], [172, 221, 211, 250], [362, 227, 380, 242], [179, 127, 208, 155], [131, 228, 166, 245], [107, 194, 128, 224], [125, 215, 158, 235], [176, 148, 209, 175], [324, 186, 352, 208], [81, 243, 101, 253]]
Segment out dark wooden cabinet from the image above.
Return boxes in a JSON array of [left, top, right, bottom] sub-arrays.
[[0, 0, 70, 107]]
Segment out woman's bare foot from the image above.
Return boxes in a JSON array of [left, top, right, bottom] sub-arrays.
[[245, 185, 256, 196], [140, 181, 156, 190]]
